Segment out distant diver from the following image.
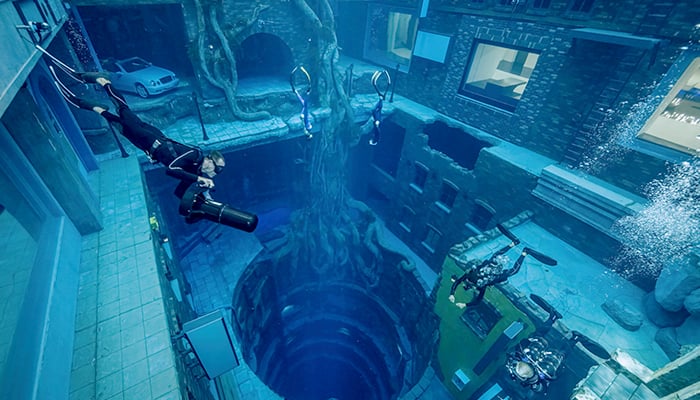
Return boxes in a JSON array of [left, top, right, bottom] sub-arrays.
[[290, 65, 313, 139], [42, 45, 257, 232], [448, 224, 557, 308], [506, 294, 610, 394], [369, 69, 391, 146]]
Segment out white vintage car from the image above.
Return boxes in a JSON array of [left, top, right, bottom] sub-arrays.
[[102, 57, 179, 98]]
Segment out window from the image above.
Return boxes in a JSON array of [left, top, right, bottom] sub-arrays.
[[471, 200, 496, 230], [437, 180, 459, 211], [371, 121, 406, 177], [422, 225, 442, 253], [459, 40, 540, 112], [532, 0, 551, 9], [570, 0, 594, 13], [399, 206, 415, 232], [364, 5, 419, 72], [410, 162, 429, 193], [637, 57, 700, 155]]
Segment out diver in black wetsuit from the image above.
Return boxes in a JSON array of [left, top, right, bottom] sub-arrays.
[[54, 71, 225, 198], [45, 56, 258, 232], [291, 65, 313, 138], [448, 224, 557, 308]]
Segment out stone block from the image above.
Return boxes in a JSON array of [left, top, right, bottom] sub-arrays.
[[586, 365, 617, 397], [643, 292, 688, 328], [654, 327, 680, 360], [654, 256, 700, 312], [601, 299, 644, 331], [683, 288, 700, 315], [675, 314, 700, 346]]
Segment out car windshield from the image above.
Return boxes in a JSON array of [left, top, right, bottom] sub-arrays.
[[120, 58, 151, 73]]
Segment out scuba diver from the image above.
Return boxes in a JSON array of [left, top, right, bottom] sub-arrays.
[[506, 294, 610, 394], [290, 65, 313, 139], [448, 224, 557, 308], [40, 45, 258, 233], [368, 70, 391, 146]]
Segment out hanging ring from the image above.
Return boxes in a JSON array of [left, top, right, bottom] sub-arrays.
[[371, 70, 391, 99]]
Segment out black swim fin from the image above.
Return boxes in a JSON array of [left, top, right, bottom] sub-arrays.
[[496, 223, 520, 245], [524, 247, 557, 266], [572, 331, 610, 359], [530, 293, 562, 320]]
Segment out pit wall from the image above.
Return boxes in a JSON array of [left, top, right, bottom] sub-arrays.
[[231, 226, 440, 399]]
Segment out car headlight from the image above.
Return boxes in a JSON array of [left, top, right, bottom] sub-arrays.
[[149, 80, 156, 86]]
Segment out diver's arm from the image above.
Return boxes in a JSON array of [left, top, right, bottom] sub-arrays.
[[450, 273, 468, 296], [165, 149, 213, 188]]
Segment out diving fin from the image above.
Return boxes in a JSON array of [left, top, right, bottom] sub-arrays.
[[524, 247, 557, 266], [496, 223, 520, 245], [572, 331, 611, 360], [530, 293, 562, 320]]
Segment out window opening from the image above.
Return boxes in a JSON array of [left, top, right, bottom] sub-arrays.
[[637, 57, 700, 155], [570, 0, 594, 13], [422, 225, 442, 253], [438, 180, 459, 210], [410, 162, 429, 193], [399, 206, 415, 232], [459, 40, 540, 112]]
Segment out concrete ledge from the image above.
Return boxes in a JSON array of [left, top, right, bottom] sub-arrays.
[[532, 165, 646, 235]]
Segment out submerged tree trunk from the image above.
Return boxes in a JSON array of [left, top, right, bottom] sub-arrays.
[[276, 0, 383, 287], [191, 0, 270, 121]]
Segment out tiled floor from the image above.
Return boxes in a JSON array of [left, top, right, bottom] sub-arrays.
[[453, 221, 670, 370], [0, 211, 37, 376], [70, 155, 180, 400]]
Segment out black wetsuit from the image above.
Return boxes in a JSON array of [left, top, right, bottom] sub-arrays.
[[99, 84, 205, 198], [450, 245, 525, 306], [369, 98, 383, 145]]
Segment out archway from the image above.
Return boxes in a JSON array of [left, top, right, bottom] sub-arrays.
[[236, 33, 294, 80]]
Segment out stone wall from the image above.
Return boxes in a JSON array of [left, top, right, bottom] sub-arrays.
[[380, 1, 698, 197]]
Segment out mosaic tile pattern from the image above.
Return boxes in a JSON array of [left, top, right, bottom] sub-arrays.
[[70, 156, 180, 400]]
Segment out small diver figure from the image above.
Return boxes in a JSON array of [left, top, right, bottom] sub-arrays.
[[448, 224, 557, 308], [290, 65, 313, 139], [506, 294, 610, 394], [368, 69, 391, 146], [41, 45, 258, 232]]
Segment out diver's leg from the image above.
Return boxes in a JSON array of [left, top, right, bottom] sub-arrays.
[[54, 79, 107, 112], [466, 287, 486, 306], [496, 223, 520, 245], [101, 83, 129, 108], [369, 124, 380, 145], [491, 243, 515, 259], [506, 250, 528, 277]]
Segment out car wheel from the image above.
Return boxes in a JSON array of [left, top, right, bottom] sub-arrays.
[[135, 84, 149, 98]]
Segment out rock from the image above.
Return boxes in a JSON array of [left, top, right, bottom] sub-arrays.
[[601, 299, 643, 331], [654, 255, 700, 312], [643, 292, 688, 327], [683, 288, 700, 315], [655, 328, 680, 360], [675, 315, 700, 346]]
